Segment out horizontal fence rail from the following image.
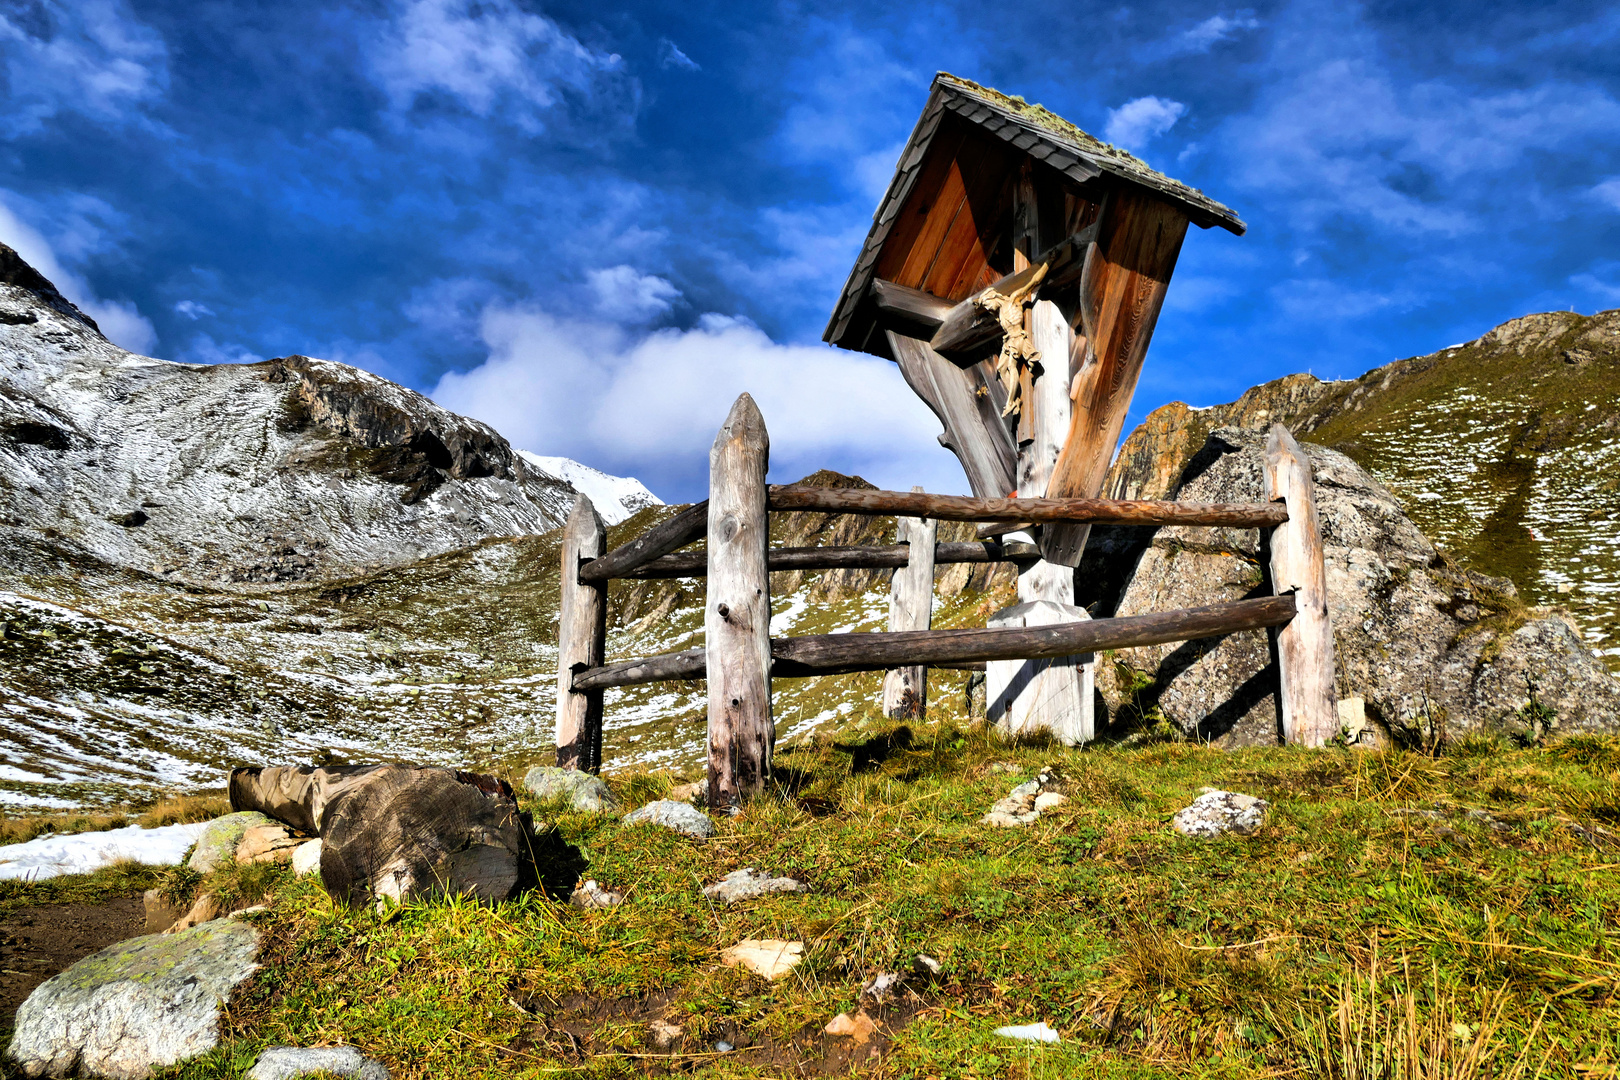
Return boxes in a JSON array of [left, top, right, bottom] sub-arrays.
[[570, 594, 1295, 691], [766, 486, 1290, 529], [621, 540, 1039, 579], [578, 500, 709, 583]]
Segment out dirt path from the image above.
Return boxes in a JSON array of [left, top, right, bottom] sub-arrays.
[[0, 896, 145, 1030]]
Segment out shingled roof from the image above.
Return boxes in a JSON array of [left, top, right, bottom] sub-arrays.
[[823, 72, 1244, 350]]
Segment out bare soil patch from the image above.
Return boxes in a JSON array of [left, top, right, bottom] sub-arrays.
[[0, 895, 144, 1031]]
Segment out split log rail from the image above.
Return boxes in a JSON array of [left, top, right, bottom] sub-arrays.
[[556, 394, 1336, 812]]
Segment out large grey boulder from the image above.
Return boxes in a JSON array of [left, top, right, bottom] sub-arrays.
[[522, 766, 619, 812], [187, 811, 275, 873], [1095, 427, 1620, 746], [246, 1045, 390, 1080], [623, 800, 716, 838], [6, 920, 259, 1079]]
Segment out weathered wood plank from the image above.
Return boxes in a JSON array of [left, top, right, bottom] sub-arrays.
[[556, 496, 607, 772], [573, 647, 705, 692], [765, 485, 1289, 528], [883, 490, 936, 720], [572, 596, 1297, 690], [1047, 188, 1190, 510], [987, 599, 1095, 746], [886, 331, 1018, 500], [622, 541, 1018, 579], [875, 126, 968, 283], [706, 394, 773, 809], [869, 279, 952, 334], [579, 500, 708, 582], [1264, 424, 1339, 747], [771, 595, 1296, 675]]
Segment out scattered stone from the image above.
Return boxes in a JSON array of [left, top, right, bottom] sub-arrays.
[[245, 1045, 390, 1080], [235, 822, 302, 864], [623, 800, 717, 839], [142, 889, 181, 934], [187, 811, 275, 873], [229, 905, 269, 920], [994, 1020, 1060, 1043], [521, 766, 619, 813], [668, 778, 707, 804], [702, 868, 806, 904], [1172, 789, 1268, 838], [981, 767, 1066, 827], [862, 972, 904, 1002], [713, 1040, 734, 1053], [719, 938, 803, 980], [825, 1011, 877, 1043], [165, 892, 220, 934], [570, 879, 623, 909], [290, 839, 322, 877], [7, 920, 260, 1079], [912, 953, 942, 979], [647, 1020, 682, 1051]]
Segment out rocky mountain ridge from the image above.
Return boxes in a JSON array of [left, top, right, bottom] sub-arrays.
[[0, 243, 656, 585]]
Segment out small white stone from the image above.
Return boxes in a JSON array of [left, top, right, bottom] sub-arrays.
[[291, 839, 323, 878], [995, 1020, 1060, 1043]]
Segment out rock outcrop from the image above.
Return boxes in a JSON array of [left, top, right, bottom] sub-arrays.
[[0, 243, 654, 585], [1105, 308, 1620, 668], [6, 920, 259, 1079], [1095, 427, 1620, 746]]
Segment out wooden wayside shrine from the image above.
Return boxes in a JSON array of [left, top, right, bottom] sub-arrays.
[[552, 75, 1337, 808]]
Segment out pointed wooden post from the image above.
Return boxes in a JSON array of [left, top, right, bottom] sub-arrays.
[[1264, 424, 1338, 746], [556, 495, 606, 772], [883, 487, 935, 720], [707, 394, 772, 810]]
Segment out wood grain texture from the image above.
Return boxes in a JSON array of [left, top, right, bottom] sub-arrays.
[[573, 595, 1297, 689], [875, 125, 968, 284], [621, 540, 1020, 579], [771, 595, 1296, 675], [883, 491, 936, 720], [555, 496, 606, 772], [886, 330, 1018, 500], [1047, 188, 1189, 508], [706, 394, 773, 809], [869, 279, 951, 334], [1263, 423, 1339, 747], [986, 600, 1094, 746], [765, 484, 1289, 528], [1023, 300, 1089, 566], [579, 500, 708, 582]]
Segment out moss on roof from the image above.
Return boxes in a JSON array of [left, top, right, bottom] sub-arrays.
[[936, 72, 1220, 204]]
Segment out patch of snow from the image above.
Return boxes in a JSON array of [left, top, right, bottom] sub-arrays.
[[518, 452, 663, 525], [0, 821, 208, 880]]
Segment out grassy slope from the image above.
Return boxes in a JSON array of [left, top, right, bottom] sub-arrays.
[[5, 719, 1606, 1079]]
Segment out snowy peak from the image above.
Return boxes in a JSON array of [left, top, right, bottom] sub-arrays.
[[518, 452, 662, 525]]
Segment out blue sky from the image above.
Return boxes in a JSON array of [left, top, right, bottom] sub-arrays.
[[2, 0, 1618, 500]]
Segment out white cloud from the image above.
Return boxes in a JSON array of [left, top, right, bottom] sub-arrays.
[[1270, 278, 1410, 320], [430, 304, 962, 493], [0, 197, 156, 355], [0, 0, 168, 136], [1104, 96, 1188, 151], [1179, 13, 1262, 53], [1593, 177, 1620, 211], [659, 39, 699, 71], [1570, 262, 1620, 305], [365, 0, 623, 129], [178, 334, 265, 366], [173, 300, 213, 320], [586, 265, 679, 322], [1218, 8, 1620, 238]]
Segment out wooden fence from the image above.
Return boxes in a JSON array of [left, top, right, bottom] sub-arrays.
[[556, 394, 1337, 808]]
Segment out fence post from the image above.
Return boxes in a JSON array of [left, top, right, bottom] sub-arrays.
[[556, 495, 606, 772], [1263, 423, 1338, 746], [706, 393, 772, 810], [883, 488, 935, 719]]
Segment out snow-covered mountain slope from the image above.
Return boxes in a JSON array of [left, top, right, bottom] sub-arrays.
[[518, 453, 661, 525], [0, 244, 647, 583]]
